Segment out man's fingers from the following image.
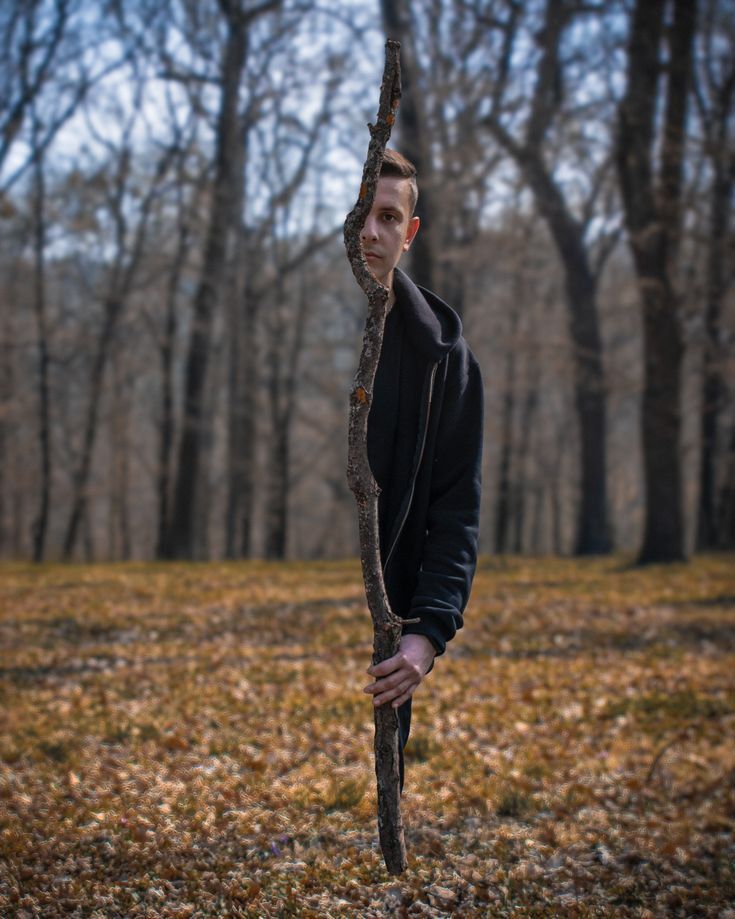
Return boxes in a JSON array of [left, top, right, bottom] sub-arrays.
[[364, 640, 430, 706], [364, 671, 404, 694], [373, 676, 418, 707], [364, 662, 420, 695], [391, 688, 413, 708], [367, 653, 402, 677]]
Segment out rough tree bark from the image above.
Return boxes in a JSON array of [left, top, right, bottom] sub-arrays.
[[343, 40, 414, 876]]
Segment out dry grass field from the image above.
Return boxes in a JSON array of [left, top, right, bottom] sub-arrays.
[[1, 555, 734, 916]]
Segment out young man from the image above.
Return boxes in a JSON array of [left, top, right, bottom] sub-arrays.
[[361, 149, 484, 792]]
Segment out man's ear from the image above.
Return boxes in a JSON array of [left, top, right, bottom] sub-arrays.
[[403, 215, 420, 251]]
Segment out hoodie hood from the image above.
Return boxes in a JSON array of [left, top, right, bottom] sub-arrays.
[[393, 267, 463, 362]]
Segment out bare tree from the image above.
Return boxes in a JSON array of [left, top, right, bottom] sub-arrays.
[[225, 244, 258, 558], [494, 213, 533, 553], [28, 107, 51, 561], [0, 0, 71, 184], [62, 101, 177, 558], [379, 0, 437, 293], [718, 420, 735, 545], [141, 111, 206, 559], [380, 0, 504, 316], [694, 0, 735, 548], [0, 0, 126, 194], [164, 0, 282, 559], [482, 0, 618, 555], [616, 0, 698, 562]]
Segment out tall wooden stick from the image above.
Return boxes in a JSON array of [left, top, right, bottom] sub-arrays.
[[343, 40, 410, 875]]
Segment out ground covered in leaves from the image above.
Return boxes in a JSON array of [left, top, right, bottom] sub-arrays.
[[1, 555, 734, 917]]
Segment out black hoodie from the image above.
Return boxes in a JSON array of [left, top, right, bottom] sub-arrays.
[[367, 267, 484, 658]]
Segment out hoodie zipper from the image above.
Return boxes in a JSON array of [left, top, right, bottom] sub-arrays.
[[383, 362, 438, 575]]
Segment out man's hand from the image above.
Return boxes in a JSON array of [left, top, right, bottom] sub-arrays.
[[363, 634, 436, 709]]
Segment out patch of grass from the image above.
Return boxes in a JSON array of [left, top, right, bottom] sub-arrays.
[[405, 733, 440, 763], [523, 762, 546, 780], [37, 740, 69, 763], [496, 785, 535, 818], [323, 776, 368, 811], [603, 689, 734, 725], [137, 722, 161, 742]]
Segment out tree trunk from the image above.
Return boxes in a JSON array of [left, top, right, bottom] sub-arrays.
[[512, 361, 540, 553], [616, 0, 696, 563], [0, 298, 12, 555], [225, 277, 244, 559], [239, 282, 258, 558], [30, 148, 51, 562], [155, 185, 192, 558], [166, 10, 249, 558], [696, 62, 734, 548], [226, 253, 258, 558], [110, 355, 131, 560], [550, 436, 565, 555], [264, 416, 289, 560], [516, 152, 611, 554], [494, 347, 515, 553], [485, 0, 612, 555], [697, 151, 732, 547], [62, 297, 123, 559], [264, 277, 309, 560], [717, 419, 735, 547], [379, 0, 437, 294]]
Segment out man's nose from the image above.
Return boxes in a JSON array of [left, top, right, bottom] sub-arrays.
[[361, 216, 379, 240]]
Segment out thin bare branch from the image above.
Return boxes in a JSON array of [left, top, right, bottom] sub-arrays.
[[343, 39, 410, 877]]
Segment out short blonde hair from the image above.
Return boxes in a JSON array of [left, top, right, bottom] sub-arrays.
[[380, 148, 418, 215]]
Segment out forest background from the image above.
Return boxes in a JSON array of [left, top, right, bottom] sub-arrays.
[[1, 0, 733, 565]]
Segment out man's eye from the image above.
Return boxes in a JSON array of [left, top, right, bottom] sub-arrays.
[[383, 214, 396, 222]]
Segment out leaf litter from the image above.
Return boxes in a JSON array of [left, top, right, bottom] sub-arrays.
[[0, 555, 733, 916]]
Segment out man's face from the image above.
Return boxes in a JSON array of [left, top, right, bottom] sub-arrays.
[[360, 176, 420, 290]]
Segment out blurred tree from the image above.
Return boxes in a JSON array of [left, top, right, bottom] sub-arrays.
[[260, 76, 341, 560], [379, 0, 437, 293], [133, 99, 206, 560], [2, 0, 731, 563], [0, 0, 127, 194], [616, 0, 697, 562], [0, 0, 72, 187], [164, 0, 284, 558], [482, 0, 618, 555], [494, 206, 533, 553], [1, 0, 127, 559], [718, 422, 735, 545], [694, 0, 735, 549], [61, 105, 178, 559], [29, 105, 51, 562]]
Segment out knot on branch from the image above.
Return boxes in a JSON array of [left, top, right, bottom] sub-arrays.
[[382, 614, 420, 630], [351, 385, 371, 405]]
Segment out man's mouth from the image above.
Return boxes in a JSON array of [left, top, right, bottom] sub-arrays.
[[364, 251, 381, 261]]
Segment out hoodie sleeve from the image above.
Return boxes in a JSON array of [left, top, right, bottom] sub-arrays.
[[402, 341, 484, 657]]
